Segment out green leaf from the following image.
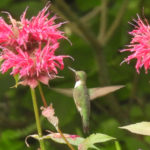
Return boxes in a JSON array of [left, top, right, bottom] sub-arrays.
[[14, 74, 19, 86], [119, 122, 150, 136], [10, 74, 20, 88], [78, 133, 116, 150]]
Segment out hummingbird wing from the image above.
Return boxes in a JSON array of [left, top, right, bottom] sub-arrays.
[[51, 88, 73, 97], [89, 85, 125, 100], [51, 85, 125, 100]]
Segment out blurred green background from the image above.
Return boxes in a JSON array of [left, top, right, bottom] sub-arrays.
[[1, 0, 150, 149]]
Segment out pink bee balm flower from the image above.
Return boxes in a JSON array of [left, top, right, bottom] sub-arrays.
[[17, 6, 67, 48], [0, 5, 71, 88], [121, 15, 150, 73]]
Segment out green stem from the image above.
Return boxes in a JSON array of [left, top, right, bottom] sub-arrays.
[[98, 0, 108, 43], [57, 127, 75, 150], [30, 88, 46, 150], [38, 83, 48, 107], [38, 84, 75, 150], [115, 141, 121, 150]]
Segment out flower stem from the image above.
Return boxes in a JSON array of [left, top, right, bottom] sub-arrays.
[[38, 84, 75, 150], [30, 88, 45, 150], [57, 127, 75, 150], [38, 83, 48, 107], [115, 141, 121, 150]]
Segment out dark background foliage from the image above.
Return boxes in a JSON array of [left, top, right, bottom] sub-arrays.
[[1, 0, 150, 149]]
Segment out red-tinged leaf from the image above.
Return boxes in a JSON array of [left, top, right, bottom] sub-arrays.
[[41, 104, 59, 130], [25, 132, 84, 147], [25, 134, 39, 147], [43, 132, 84, 146], [25, 132, 115, 149]]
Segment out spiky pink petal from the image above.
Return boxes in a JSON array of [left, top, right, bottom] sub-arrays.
[[121, 15, 150, 73]]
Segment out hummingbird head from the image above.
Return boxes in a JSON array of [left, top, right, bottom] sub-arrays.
[[75, 71, 87, 81], [68, 67, 87, 81]]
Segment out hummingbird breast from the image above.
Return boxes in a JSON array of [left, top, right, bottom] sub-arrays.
[[73, 81, 90, 133], [73, 81, 90, 118]]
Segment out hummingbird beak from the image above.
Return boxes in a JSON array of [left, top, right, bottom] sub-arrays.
[[68, 67, 76, 73]]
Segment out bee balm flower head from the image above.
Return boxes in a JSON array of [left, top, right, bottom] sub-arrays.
[[121, 15, 150, 74], [0, 5, 70, 88]]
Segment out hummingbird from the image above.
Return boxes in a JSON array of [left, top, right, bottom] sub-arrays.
[[51, 68, 124, 133], [69, 67, 90, 133]]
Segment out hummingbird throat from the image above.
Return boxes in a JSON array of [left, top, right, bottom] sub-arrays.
[[75, 80, 82, 88]]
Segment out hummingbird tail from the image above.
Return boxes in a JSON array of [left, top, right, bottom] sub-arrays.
[[83, 126, 89, 134], [83, 122, 89, 133]]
